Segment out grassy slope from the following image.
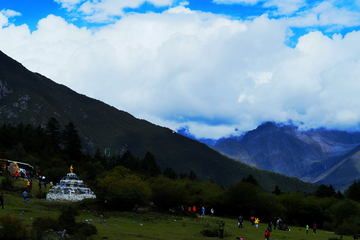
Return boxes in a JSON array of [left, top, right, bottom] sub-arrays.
[[0, 177, 347, 240]]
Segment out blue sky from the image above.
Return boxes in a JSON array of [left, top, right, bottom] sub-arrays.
[[2, 0, 360, 139]]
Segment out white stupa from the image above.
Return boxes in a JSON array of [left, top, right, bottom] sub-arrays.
[[46, 172, 96, 202]]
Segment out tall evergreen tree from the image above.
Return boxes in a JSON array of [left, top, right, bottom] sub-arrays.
[[62, 122, 82, 161], [189, 170, 198, 181], [272, 184, 282, 195], [241, 174, 260, 187], [345, 180, 360, 202], [46, 117, 62, 153], [141, 152, 161, 177], [163, 167, 178, 179]]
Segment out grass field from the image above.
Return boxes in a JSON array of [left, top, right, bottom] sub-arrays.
[[0, 177, 352, 240]]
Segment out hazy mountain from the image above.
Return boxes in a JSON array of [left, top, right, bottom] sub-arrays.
[[0, 50, 317, 193], [203, 122, 360, 190]]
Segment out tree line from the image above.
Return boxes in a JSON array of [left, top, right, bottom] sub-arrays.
[[1, 118, 360, 236]]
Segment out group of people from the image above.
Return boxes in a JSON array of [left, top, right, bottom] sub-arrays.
[[37, 175, 52, 190], [186, 205, 215, 218]]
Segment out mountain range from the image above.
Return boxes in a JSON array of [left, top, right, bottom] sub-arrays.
[[187, 122, 360, 190], [0, 49, 339, 193]]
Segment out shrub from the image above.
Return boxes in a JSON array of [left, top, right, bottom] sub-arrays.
[[201, 227, 219, 237], [0, 216, 28, 240], [31, 217, 57, 240], [1, 176, 13, 191], [97, 166, 152, 211], [35, 190, 47, 199], [57, 204, 79, 234], [335, 219, 360, 235], [76, 222, 98, 236], [322, 221, 336, 231]]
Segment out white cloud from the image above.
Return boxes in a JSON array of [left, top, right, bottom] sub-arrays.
[[0, 12, 8, 27], [74, 0, 175, 22], [284, 1, 360, 28], [213, 0, 261, 4], [264, 0, 306, 15], [54, 0, 84, 10], [1, 9, 21, 18], [2, 7, 360, 138], [213, 0, 307, 15]]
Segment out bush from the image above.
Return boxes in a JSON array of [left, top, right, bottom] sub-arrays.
[[74, 198, 101, 212], [31, 217, 57, 240], [201, 227, 219, 237], [76, 222, 98, 236], [335, 220, 360, 236], [0, 216, 28, 240], [1, 176, 13, 191], [57, 204, 79, 234], [35, 190, 46, 199], [322, 221, 336, 231], [97, 166, 152, 211]]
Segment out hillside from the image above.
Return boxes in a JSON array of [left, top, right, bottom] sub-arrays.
[[0, 50, 317, 192]]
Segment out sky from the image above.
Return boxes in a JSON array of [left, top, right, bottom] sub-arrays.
[[1, 0, 360, 139]]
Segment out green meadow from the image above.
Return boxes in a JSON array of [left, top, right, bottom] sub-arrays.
[[0, 177, 351, 240]]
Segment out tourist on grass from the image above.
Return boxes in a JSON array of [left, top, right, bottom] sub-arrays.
[[265, 228, 270, 240], [255, 217, 260, 228], [268, 220, 273, 232], [272, 217, 277, 230], [250, 216, 255, 227], [238, 215, 243, 228], [306, 224, 309, 234], [23, 190, 28, 203], [219, 220, 225, 239], [211, 208, 214, 218], [313, 222, 317, 235]]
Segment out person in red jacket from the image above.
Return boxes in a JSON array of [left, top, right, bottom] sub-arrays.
[[265, 228, 270, 240]]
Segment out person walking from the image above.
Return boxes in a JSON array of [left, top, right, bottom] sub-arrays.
[[255, 217, 260, 228], [22, 190, 28, 203], [313, 222, 317, 235], [202, 206, 205, 217], [268, 220, 273, 232], [273, 217, 277, 230], [238, 215, 243, 228], [0, 193, 4, 209], [38, 180, 42, 190], [306, 224, 309, 234], [265, 228, 270, 240], [219, 220, 225, 238], [211, 208, 214, 218]]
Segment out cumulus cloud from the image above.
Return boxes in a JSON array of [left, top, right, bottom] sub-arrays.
[[0, 12, 8, 27], [213, 0, 307, 15], [1, 9, 21, 18], [54, 0, 83, 10], [213, 0, 262, 5], [0, 9, 21, 28], [285, 1, 360, 28], [56, 0, 176, 22], [2, 6, 360, 138]]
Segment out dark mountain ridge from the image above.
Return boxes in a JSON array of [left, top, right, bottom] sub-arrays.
[[206, 122, 360, 190], [0, 50, 317, 192]]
